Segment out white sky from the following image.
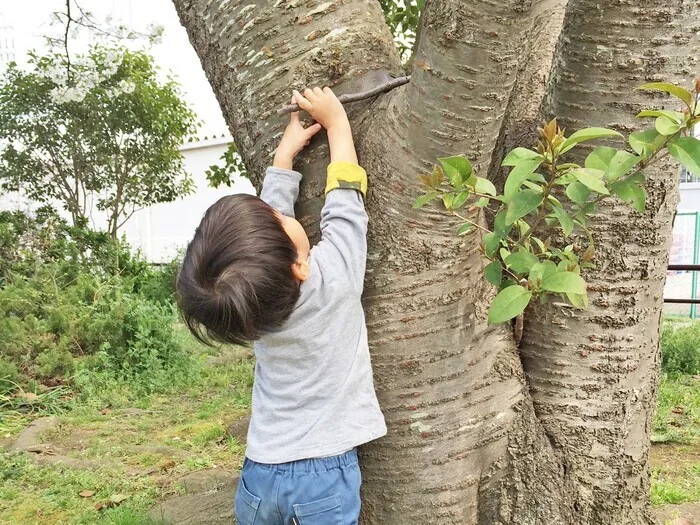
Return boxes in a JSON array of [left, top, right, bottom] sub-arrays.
[[0, 0, 229, 139]]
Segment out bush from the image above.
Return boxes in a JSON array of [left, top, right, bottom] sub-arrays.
[[662, 320, 700, 375], [0, 210, 190, 399]]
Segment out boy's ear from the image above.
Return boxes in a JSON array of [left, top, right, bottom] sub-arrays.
[[292, 259, 310, 282]]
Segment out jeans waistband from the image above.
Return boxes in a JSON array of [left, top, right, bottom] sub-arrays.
[[245, 448, 358, 474]]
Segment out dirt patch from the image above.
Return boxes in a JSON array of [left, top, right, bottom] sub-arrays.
[[7, 416, 102, 470], [226, 415, 250, 445], [654, 503, 700, 524], [149, 476, 239, 525], [8, 416, 59, 452], [652, 443, 700, 473]]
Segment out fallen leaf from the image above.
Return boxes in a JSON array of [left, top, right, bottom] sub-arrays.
[[100, 408, 111, 415], [672, 406, 685, 415], [20, 392, 38, 400], [79, 490, 95, 498]]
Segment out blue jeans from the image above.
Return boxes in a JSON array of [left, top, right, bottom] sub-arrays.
[[234, 449, 361, 525]]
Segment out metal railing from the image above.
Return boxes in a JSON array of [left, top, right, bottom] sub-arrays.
[[665, 211, 700, 317]]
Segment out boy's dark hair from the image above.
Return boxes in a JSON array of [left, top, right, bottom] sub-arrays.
[[177, 194, 300, 346]]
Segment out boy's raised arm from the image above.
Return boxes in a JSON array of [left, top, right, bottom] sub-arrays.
[[260, 96, 321, 217], [294, 87, 368, 292], [260, 167, 302, 218]]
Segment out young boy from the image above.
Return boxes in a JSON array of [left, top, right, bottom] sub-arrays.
[[177, 86, 386, 525]]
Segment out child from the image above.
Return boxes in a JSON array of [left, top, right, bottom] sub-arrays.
[[177, 86, 386, 525]]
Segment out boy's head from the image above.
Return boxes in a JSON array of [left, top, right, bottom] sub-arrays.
[[177, 194, 310, 346]]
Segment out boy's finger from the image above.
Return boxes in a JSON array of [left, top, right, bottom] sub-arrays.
[[293, 90, 312, 111], [303, 87, 318, 103], [322, 86, 338, 99], [313, 86, 324, 98], [303, 123, 322, 140], [289, 97, 300, 122]]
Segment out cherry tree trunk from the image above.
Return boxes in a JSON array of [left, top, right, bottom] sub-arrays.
[[172, 0, 699, 522]]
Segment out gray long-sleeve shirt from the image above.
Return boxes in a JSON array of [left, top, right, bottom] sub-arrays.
[[244, 165, 387, 464]]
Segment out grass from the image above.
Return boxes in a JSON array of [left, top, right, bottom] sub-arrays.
[[653, 374, 700, 444], [650, 322, 700, 508], [651, 464, 700, 506], [0, 325, 254, 524], [2, 318, 700, 519]]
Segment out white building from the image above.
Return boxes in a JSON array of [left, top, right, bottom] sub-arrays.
[[0, 22, 15, 67], [120, 135, 255, 263]]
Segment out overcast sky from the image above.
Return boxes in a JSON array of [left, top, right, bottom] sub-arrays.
[[0, 0, 229, 139]]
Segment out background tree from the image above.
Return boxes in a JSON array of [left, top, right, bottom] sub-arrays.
[[0, 46, 197, 237], [171, 0, 699, 523]]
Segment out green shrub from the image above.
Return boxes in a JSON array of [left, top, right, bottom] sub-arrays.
[[0, 357, 20, 395], [0, 210, 191, 399], [661, 320, 700, 375]]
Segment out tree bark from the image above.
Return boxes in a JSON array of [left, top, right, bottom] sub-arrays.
[[171, 0, 699, 522]]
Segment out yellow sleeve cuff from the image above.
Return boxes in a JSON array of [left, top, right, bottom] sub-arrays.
[[325, 162, 368, 197]]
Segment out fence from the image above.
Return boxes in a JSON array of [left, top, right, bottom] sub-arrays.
[[665, 211, 700, 318]]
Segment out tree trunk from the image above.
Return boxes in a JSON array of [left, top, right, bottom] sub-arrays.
[[171, 0, 699, 522]]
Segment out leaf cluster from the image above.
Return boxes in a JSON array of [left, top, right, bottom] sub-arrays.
[[415, 81, 700, 324]]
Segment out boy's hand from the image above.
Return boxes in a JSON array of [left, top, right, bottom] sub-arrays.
[[293, 87, 349, 133], [273, 94, 323, 170]]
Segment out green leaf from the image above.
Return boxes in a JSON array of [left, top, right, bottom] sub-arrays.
[[442, 193, 455, 209], [475, 197, 490, 208], [438, 156, 473, 187], [528, 172, 547, 183], [502, 147, 542, 167], [505, 189, 542, 225], [487, 285, 532, 325], [451, 191, 470, 209], [550, 204, 574, 236], [629, 128, 665, 157], [655, 115, 682, 136], [607, 151, 641, 181], [484, 261, 502, 286], [522, 180, 544, 193], [585, 146, 617, 172], [541, 271, 586, 294], [547, 194, 563, 208], [503, 159, 542, 202], [505, 251, 539, 274], [474, 177, 497, 196], [413, 191, 440, 209], [483, 232, 500, 257], [565, 181, 591, 204], [571, 168, 609, 195], [532, 237, 547, 254], [636, 109, 685, 123], [500, 279, 517, 290], [630, 184, 646, 212], [609, 178, 636, 202], [566, 292, 589, 309], [529, 260, 557, 287], [559, 127, 623, 154], [457, 223, 474, 236], [638, 82, 695, 108], [668, 136, 700, 178], [493, 211, 512, 238]]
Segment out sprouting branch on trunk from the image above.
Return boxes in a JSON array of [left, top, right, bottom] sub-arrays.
[[414, 81, 700, 325], [277, 76, 411, 116]]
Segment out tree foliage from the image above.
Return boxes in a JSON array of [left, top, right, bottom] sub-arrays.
[[378, 0, 422, 61], [0, 46, 198, 237], [416, 81, 700, 324]]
